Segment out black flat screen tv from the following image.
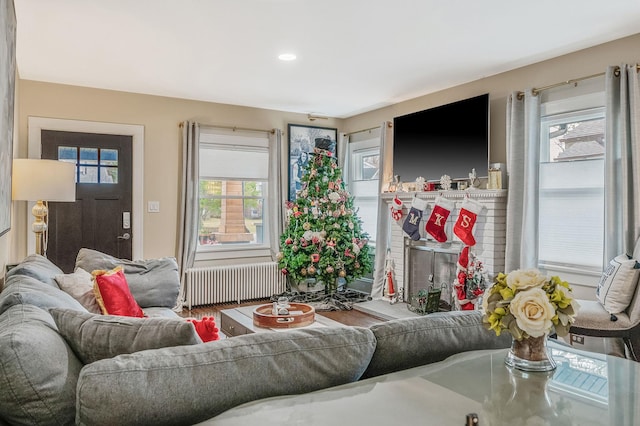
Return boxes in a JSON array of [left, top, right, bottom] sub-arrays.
[[392, 93, 489, 183]]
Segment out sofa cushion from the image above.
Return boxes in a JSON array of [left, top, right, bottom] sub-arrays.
[[0, 274, 87, 316], [93, 266, 145, 317], [50, 308, 202, 364], [5, 254, 64, 288], [0, 304, 82, 426], [596, 254, 640, 314], [55, 268, 102, 314], [76, 326, 376, 426], [75, 248, 180, 309], [361, 310, 512, 379], [143, 306, 181, 318]]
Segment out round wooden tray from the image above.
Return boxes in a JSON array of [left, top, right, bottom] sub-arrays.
[[253, 303, 315, 329]]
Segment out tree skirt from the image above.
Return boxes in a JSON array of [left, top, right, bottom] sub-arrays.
[[270, 289, 371, 311]]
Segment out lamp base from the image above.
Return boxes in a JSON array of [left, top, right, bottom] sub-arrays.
[[32, 200, 48, 256]]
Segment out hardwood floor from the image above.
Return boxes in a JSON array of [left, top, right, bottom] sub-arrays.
[[178, 299, 268, 323], [317, 309, 386, 327]]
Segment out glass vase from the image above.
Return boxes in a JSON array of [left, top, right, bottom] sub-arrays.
[[483, 367, 572, 425], [504, 334, 556, 372]]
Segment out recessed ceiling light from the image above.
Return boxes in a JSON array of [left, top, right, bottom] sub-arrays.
[[278, 53, 297, 61]]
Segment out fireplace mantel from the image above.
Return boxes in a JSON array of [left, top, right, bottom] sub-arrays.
[[381, 189, 507, 302]]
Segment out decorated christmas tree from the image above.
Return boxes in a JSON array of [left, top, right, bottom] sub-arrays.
[[277, 146, 373, 294]]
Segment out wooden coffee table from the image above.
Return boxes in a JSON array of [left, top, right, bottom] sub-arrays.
[[220, 304, 386, 337]]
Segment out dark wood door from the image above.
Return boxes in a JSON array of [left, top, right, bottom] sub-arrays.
[[41, 130, 133, 273]]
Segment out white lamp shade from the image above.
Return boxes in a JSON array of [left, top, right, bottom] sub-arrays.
[[12, 159, 76, 202]]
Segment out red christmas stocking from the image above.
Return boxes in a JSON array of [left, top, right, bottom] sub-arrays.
[[457, 245, 469, 271], [390, 195, 403, 221], [454, 199, 482, 246], [425, 196, 454, 242]]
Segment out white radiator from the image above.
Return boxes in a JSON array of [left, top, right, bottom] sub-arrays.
[[185, 262, 286, 309]]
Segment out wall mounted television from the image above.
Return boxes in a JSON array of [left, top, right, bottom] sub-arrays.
[[392, 93, 489, 184]]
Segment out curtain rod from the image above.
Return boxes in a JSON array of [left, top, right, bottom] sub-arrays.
[[179, 122, 275, 134], [517, 64, 640, 99], [344, 121, 392, 136]]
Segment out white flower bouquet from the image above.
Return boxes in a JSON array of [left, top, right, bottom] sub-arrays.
[[482, 269, 580, 340]]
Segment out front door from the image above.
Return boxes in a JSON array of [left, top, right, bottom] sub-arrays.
[[41, 130, 133, 273]]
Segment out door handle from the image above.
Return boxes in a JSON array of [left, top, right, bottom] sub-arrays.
[[117, 233, 131, 240]]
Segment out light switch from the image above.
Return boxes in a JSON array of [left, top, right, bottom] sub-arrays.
[[148, 201, 160, 213]]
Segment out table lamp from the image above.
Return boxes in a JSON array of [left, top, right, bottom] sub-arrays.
[[12, 159, 76, 256]]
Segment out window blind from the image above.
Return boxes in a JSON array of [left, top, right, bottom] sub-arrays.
[[199, 127, 269, 180]]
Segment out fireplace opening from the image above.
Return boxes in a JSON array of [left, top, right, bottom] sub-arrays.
[[404, 238, 461, 312]]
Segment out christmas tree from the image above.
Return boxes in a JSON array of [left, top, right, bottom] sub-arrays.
[[277, 146, 373, 294]]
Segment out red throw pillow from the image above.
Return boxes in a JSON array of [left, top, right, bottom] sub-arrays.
[[93, 266, 144, 317], [186, 316, 220, 342]]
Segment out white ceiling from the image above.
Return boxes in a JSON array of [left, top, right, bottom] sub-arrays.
[[13, 0, 640, 118]]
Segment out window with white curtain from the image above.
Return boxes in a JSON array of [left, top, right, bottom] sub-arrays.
[[538, 80, 605, 277], [197, 127, 270, 253], [347, 131, 380, 244]]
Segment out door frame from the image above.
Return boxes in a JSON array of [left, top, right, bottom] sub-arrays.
[[27, 117, 144, 259]]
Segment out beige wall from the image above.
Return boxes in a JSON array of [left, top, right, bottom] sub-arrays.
[[343, 33, 640, 169], [11, 82, 342, 261], [3, 32, 639, 268]]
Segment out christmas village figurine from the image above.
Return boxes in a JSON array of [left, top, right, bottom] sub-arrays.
[[384, 248, 397, 304], [277, 142, 373, 294], [468, 168, 480, 189]]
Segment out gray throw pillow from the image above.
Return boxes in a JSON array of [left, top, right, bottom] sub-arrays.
[[76, 327, 376, 426], [5, 254, 64, 288], [362, 310, 512, 379], [50, 308, 202, 364], [0, 274, 87, 316], [75, 248, 180, 309], [0, 304, 83, 426]]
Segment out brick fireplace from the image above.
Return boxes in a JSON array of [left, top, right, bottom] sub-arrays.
[[382, 189, 507, 304]]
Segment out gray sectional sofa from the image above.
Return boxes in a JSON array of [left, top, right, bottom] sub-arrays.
[[0, 250, 510, 425]]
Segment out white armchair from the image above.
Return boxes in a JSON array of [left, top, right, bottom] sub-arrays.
[[570, 292, 640, 360]]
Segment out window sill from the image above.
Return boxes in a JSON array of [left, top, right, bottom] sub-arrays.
[[195, 245, 272, 262], [538, 263, 601, 288]]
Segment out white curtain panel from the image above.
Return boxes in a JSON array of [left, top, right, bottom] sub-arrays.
[[176, 121, 200, 309], [338, 132, 348, 171], [604, 64, 640, 262], [505, 91, 541, 272], [269, 129, 284, 259], [371, 122, 393, 298]]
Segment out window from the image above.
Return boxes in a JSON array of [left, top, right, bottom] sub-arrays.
[[537, 80, 605, 278], [58, 146, 118, 184], [347, 131, 380, 244], [197, 127, 270, 253]]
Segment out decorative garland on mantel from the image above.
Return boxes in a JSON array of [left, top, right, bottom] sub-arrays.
[[381, 189, 507, 201]]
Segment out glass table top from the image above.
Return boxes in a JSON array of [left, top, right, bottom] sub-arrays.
[[204, 340, 639, 426]]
